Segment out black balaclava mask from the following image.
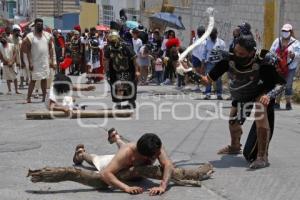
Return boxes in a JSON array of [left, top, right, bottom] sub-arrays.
[[233, 55, 254, 67], [233, 35, 256, 67]]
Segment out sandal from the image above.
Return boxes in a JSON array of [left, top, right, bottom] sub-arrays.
[[107, 128, 119, 144], [217, 145, 241, 155], [72, 144, 85, 165], [249, 157, 270, 169]]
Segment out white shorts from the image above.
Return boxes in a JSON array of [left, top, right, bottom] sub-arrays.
[[92, 154, 115, 171]]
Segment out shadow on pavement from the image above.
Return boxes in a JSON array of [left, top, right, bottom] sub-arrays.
[[26, 178, 160, 195], [209, 155, 249, 168], [26, 188, 101, 194]]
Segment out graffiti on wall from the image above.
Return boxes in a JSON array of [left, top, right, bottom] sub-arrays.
[[214, 20, 232, 45]]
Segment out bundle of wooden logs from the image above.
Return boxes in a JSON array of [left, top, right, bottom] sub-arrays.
[[27, 163, 214, 189], [26, 110, 134, 120]]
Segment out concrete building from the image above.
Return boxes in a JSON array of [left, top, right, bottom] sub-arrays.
[[98, 0, 141, 26], [29, 0, 80, 18], [7, 0, 81, 29], [0, 0, 17, 20]]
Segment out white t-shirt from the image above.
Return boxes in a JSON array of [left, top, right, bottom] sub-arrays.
[[98, 37, 107, 49], [80, 36, 89, 51], [46, 86, 74, 109], [202, 37, 226, 63], [155, 58, 163, 71], [132, 38, 143, 54], [192, 37, 206, 61], [161, 38, 168, 51]]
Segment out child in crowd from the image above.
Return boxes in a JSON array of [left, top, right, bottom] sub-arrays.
[[154, 51, 164, 85], [137, 45, 154, 85]]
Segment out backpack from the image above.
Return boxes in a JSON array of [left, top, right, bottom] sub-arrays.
[[275, 39, 295, 77]]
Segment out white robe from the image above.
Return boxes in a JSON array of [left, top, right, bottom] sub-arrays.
[[26, 32, 52, 81], [0, 43, 17, 80]]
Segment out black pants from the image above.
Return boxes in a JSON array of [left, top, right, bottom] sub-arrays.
[[243, 100, 275, 162], [164, 62, 176, 81]]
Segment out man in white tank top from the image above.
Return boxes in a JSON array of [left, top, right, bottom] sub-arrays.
[[22, 18, 54, 103]]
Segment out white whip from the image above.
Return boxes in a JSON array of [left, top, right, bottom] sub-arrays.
[[179, 7, 215, 61]]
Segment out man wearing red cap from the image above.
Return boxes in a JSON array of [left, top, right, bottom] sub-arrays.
[[74, 25, 81, 33]]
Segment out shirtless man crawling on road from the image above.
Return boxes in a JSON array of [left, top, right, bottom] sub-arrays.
[[72, 129, 174, 196]]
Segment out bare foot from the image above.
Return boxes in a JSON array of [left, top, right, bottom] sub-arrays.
[[16, 91, 22, 94], [27, 98, 32, 103]]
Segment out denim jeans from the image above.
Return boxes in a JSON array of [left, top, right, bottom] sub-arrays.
[[285, 68, 297, 96], [155, 71, 164, 84], [205, 63, 222, 96]]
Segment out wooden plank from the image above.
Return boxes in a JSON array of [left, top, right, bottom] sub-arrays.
[[26, 110, 134, 120]]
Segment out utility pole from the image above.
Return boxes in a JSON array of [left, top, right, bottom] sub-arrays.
[[263, 0, 277, 49]]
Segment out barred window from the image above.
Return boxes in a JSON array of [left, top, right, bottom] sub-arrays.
[[125, 8, 140, 21], [102, 5, 114, 26]]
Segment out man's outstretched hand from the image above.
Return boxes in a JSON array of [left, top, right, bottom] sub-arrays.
[[124, 185, 166, 195], [124, 186, 144, 195], [148, 186, 166, 196]]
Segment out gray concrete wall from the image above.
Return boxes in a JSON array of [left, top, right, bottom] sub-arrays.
[[172, 0, 265, 49], [141, 0, 300, 49], [282, 0, 300, 39]]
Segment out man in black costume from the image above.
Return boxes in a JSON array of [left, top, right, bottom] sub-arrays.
[[179, 35, 285, 169], [104, 30, 138, 109]]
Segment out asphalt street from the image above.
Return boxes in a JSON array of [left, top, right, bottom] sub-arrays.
[[0, 78, 299, 200]]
